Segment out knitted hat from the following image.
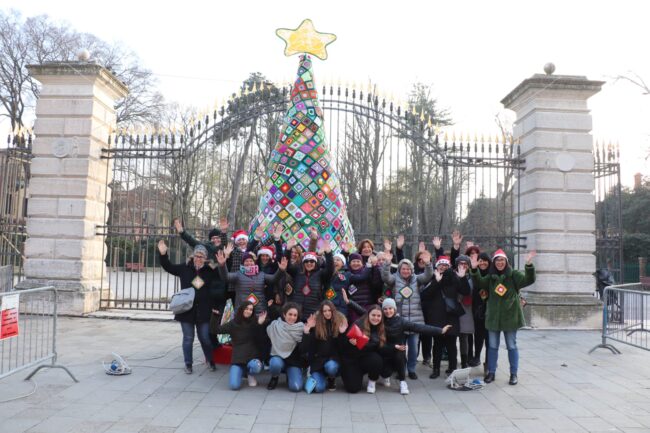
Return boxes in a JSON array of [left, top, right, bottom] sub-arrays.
[[302, 252, 318, 262], [242, 252, 256, 263], [208, 228, 222, 240], [258, 245, 275, 258], [465, 245, 480, 256], [398, 258, 414, 272], [232, 230, 248, 243], [193, 245, 208, 257], [492, 249, 508, 262], [455, 255, 471, 266], [333, 253, 346, 266], [435, 255, 451, 267], [349, 253, 363, 262], [382, 298, 396, 310]]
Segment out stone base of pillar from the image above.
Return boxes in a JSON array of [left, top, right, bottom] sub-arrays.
[[15, 279, 102, 315], [522, 291, 602, 329]]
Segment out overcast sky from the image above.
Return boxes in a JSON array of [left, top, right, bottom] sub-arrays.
[[3, 0, 649, 185]]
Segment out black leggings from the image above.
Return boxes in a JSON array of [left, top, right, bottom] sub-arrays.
[[382, 351, 406, 381], [420, 335, 433, 361], [474, 316, 488, 364], [340, 351, 384, 393], [433, 335, 457, 371]]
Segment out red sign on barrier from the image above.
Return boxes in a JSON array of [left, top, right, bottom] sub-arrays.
[[0, 293, 19, 340]]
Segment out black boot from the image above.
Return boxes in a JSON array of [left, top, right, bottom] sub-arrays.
[[468, 356, 480, 367], [461, 354, 468, 369], [484, 372, 495, 383], [429, 368, 440, 379], [267, 376, 279, 390], [509, 374, 518, 385]]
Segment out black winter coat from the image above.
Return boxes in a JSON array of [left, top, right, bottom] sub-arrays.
[[286, 252, 335, 320], [421, 269, 470, 336], [301, 322, 341, 372], [213, 319, 266, 365], [159, 252, 220, 324], [383, 315, 444, 346]]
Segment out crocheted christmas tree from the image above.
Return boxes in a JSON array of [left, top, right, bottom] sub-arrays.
[[248, 53, 355, 252]]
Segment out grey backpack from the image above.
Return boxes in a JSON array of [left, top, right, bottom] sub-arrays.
[[170, 287, 195, 314]]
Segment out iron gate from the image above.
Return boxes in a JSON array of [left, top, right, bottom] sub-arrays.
[[0, 134, 31, 284], [594, 141, 624, 284], [98, 83, 526, 310]]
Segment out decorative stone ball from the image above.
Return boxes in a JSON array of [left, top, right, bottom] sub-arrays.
[[77, 49, 90, 62], [544, 62, 556, 75]]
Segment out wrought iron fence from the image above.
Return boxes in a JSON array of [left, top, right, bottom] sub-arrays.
[[594, 141, 623, 284], [98, 84, 526, 310], [0, 134, 31, 284]]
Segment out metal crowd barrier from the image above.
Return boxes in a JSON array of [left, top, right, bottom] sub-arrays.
[[589, 283, 650, 354], [0, 286, 78, 382]]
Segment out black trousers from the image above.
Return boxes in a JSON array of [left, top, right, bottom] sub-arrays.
[[433, 334, 457, 371], [340, 351, 384, 393], [474, 316, 488, 364], [382, 351, 406, 381], [420, 335, 433, 362]]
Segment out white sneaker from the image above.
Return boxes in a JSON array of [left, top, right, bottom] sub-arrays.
[[400, 381, 410, 395], [247, 375, 258, 387], [366, 380, 376, 394], [381, 377, 391, 387]]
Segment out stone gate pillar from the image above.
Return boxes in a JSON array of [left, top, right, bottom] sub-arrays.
[[17, 61, 127, 314], [501, 70, 604, 328]]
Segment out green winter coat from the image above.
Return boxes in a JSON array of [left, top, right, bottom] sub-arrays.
[[470, 264, 535, 332]]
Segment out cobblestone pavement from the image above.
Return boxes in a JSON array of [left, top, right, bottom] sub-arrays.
[[1, 317, 650, 433]]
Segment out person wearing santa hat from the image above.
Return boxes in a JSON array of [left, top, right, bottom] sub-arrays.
[[284, 242, 335, 321], [470, 249, 536, 385], [421, 255, 470, 379], [216, 246, 287, 315]]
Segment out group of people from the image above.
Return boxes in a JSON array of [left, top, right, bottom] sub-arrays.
[[157, 218, 536, 394]]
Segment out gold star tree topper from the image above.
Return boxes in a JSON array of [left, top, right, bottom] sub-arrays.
[[276, 19, 337, 60]]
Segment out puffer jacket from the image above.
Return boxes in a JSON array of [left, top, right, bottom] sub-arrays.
[[286, 252, 334, 320], [383, 315, 444, 346], [381, 262, 433, 328], [219, 265, 284, 313]]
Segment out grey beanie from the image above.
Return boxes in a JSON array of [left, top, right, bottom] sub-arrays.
[[455, 254, 471, 266], [382, 298, 397, 310], [193, 245, 208, 257]]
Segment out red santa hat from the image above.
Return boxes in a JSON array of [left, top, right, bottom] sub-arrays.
[[492, 249, 508, 261], [435, 256, 451, 267], [257, 245, 275, 258], [302, 252, 318, 263], [232, 230, 248, 243]]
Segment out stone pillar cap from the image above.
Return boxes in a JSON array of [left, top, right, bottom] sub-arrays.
[[502, 74, 605, 109], [27, 61, 128, 99]]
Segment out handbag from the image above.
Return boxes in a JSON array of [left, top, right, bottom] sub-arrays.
[[442, 287, 465, 316], [346, 324, 370, 349], [169, 287, 195, 314]]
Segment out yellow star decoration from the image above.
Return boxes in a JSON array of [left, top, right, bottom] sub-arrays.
[[276, 19, 337, 60]]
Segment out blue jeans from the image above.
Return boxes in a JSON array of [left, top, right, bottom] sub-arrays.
[[310, 359, 339, 393], [229, 359, 263, 390], [487, 330, 518, 374], [180, 321, 212, 366], [406, 333, 419, 374], [269, 355, 303, 392]]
